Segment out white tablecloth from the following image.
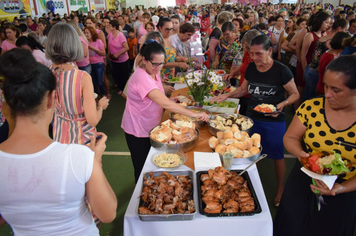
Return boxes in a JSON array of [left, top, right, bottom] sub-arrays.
[[124, 147, 273, 236]]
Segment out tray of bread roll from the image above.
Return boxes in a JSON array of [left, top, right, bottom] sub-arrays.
[[209, 129, 262, 164]]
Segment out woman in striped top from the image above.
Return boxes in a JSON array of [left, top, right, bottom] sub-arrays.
[[46, 22, 109, 144]]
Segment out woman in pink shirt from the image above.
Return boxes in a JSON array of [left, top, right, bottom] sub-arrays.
[[84, 26, 107, 97], [108, 19, 131, 95], [68, 21, 91, 74], [15, 35, 52, 67], [121, 41, 209, 182], [1, 24, 19, 56], [137, 13, 150, 41]]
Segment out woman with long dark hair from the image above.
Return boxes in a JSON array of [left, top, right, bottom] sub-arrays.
[[301, 11, 331, 101], [16, 35, 52, 66]]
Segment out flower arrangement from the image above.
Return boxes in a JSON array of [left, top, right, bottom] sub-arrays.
[[183, 69, 225, 106]]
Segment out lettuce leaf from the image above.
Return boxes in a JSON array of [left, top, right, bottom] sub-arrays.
[[324, 152, 349, 175]]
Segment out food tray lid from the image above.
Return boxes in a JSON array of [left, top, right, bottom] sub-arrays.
[[196, 169, 262, 217]]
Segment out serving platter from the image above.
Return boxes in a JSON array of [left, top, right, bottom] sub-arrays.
[[196, 169, 262, 217]]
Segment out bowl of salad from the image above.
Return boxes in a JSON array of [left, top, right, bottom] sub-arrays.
[[203, 98, 239, 113], [150, 149, 187, 169], [166, 76, 185, 84]]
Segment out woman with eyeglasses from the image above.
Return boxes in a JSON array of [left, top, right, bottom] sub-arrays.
[[157, 17, 189, 80], [121, 41, 209, 183]]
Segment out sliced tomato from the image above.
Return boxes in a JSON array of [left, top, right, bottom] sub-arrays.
[[308, 154, 319, 167], [310, 163, 321, 173]]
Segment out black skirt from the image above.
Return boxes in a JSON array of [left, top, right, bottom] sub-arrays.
[[274, 159, 356, 236]]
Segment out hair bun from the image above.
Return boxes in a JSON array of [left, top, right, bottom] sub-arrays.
[[0, 48, 37, 84]]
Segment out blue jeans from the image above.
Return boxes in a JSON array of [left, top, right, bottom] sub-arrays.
[[303, 66, 319, 101], [91, 63, 106, 95], [78, 64, 92, 74]]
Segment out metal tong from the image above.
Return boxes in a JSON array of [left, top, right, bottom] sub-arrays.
[[239, 154, 267, 176]]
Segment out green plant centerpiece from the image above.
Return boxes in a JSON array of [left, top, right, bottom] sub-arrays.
[[183, 69, 224, 106]]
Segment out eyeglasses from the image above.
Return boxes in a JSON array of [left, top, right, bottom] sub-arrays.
[[149, 60, 166, 67], [164, 28, 173, 31]]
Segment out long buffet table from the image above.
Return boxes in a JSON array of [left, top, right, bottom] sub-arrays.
[[123, 88, 273, 236]]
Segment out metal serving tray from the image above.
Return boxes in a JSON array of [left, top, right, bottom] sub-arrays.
[[196, 169, 262, 217], [136, 170, 197, 221]]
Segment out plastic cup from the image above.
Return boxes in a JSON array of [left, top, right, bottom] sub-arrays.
[[223, 152, 233, 171]]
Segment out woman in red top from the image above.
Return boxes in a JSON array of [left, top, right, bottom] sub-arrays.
[[301, 11, 330, 101], [317, 32, 350, 94], [223, 29, 261, 115]]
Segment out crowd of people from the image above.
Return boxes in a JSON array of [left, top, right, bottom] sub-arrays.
[[0, 1, 356, 235]]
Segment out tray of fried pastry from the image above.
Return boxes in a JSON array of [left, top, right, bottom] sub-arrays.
[[136, 170, 197, 221], [196, 167, 261, 217]]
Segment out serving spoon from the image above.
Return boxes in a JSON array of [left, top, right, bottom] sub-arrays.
[[239, 154, 267, 176]]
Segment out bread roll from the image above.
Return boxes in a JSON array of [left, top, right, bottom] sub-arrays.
[[170, 122, 181, 130], [249, 146, 260, 155], [223, 130, 233, 140], [215, 144, 226, 156], [209, 137, 219, 149], [243, 150, 252, 158], [234, 131, 243, 141], [231, 124, 239, 133], [245, 138, 253, 150], [224, 138, 235, 145], [172, 130, 184, 142], [241, 131, 250, 138], [161, 119, 172, 127], [226, 144, 235, 152], [217, 131, 224, 141], [251, 133, 261, 148], [231, 148, 244, 158], [235, 141, 247, 150]]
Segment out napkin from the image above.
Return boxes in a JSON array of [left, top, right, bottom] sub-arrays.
[[301, 167, 338, 190], [194, 152, 222, 171]]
